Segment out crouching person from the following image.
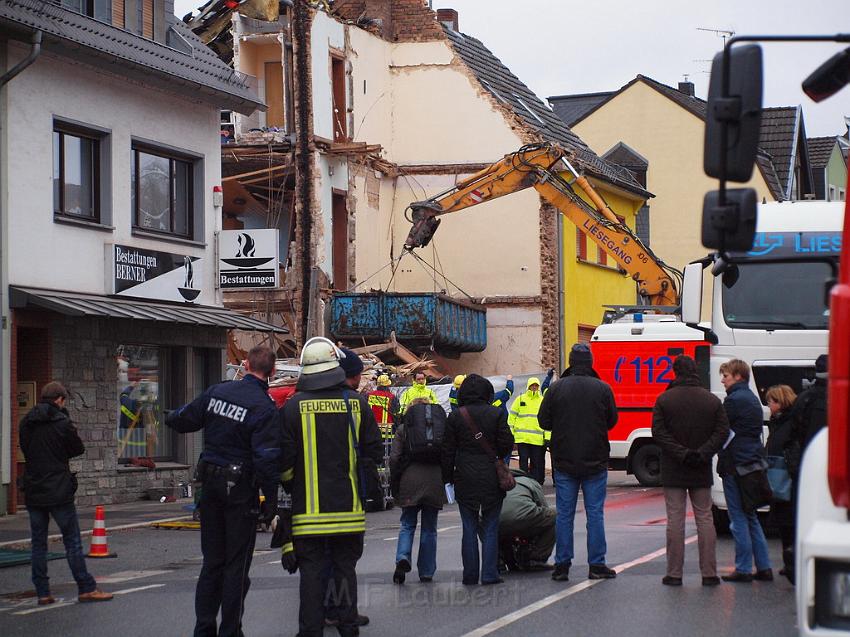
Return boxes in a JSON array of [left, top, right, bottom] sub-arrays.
[[498, 468, 555, 572], [390, 400, 448, 584]]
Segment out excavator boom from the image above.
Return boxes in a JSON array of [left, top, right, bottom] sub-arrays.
[[404, 143, 679, 306]]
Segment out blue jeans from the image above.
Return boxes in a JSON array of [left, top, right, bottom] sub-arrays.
[[458, 502, 502, 584], [722, 474, 771, 573], [28, 503, 96, 598], [395, 505, 439, 578], [553, 469, 608, 566]]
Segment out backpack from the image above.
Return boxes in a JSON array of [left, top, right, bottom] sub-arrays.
[[405, 403, 447, 464]]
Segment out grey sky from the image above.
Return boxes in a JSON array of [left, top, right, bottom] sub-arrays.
[[174, 0, 849, 137]]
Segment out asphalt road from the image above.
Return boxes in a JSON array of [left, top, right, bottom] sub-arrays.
[[0, 473, 798, 636]]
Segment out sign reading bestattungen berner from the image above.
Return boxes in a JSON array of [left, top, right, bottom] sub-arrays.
[[218, 229, 280, 289], [109, 244, 202, 303]]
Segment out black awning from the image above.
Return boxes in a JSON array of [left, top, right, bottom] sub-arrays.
[[10, 286, 286, 333]]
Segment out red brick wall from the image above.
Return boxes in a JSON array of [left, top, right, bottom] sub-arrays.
[[334, 0, 443, 42]]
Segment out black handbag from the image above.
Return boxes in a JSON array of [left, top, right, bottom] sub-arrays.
[[736, 465, 773, 512]]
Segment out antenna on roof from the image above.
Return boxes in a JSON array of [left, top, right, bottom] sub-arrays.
[[696, 27, 736, 47]]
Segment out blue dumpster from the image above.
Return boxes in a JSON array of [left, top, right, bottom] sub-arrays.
[[330, 292, 487, 353]]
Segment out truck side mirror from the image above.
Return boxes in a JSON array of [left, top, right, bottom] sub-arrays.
[[701, 187, 757, 251], [704, 44, 763, 182], [681, 263, 704, 324], [803, 46, 850, 102]]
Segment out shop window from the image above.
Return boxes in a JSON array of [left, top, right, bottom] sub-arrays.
[[60, 0, 112, 22], [53, 127, 100, 221], [131, 143, 197, 240], [116, 345, 173, 462]]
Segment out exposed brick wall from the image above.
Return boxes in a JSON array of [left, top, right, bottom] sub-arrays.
[[333, 0, 443, 42], [539, 200, 560, 371]]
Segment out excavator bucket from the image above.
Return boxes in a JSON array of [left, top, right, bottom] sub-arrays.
[[405, 206, 441, 249]]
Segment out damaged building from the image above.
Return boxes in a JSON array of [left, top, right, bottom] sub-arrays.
[[192, 0, 651, 374]]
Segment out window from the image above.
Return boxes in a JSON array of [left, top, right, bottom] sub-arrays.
[[840, 188, 846, 202], [61, 0, 111, 22], [53, 126, 100, 221], [116, 345, 173, 461], [576, 226, 587, 261], [829, 185, 836, 201], [132, 146, 193, 238]]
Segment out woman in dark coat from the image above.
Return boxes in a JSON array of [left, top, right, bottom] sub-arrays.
[[442, 374, 514, 585], [765, 384, 796, 580]]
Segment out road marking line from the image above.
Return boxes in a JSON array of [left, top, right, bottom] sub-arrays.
[[13, 602, 76, 615], [97, 570, 171, 584], [461, 535, 698, 637], [0, 516, 193, 548], [112, 584, 165, 595], [437, 525, 461, 532]]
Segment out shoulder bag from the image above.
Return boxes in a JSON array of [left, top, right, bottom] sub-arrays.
[[458, 407, 515, 492]]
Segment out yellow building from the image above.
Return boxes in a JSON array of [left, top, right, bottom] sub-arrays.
[[550, 76, 785, 318]]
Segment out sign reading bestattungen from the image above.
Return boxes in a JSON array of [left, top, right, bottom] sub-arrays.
[[109, 244, 202, 303], [217, 229, 280, 289]]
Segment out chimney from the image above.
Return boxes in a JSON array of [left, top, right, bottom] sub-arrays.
[[678, 81, 695, 97], [436, 8, 459, 32]]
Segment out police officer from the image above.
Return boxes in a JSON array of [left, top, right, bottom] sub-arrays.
[[166, 345, 281, 637], [280, 337, 382, 637]]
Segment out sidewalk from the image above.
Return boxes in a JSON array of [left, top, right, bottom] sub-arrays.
[[0, 499, 194, 547]]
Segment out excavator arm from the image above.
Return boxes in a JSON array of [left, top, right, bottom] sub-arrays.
[[404, 142, 680, 306]]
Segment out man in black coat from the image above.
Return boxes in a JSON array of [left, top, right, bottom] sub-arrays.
[[538, 343, 617, 583], [20, 382, 112, 605], [652, 356, 729, 586]]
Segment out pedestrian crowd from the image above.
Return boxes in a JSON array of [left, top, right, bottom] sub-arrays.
[[18, 339, 826, 636]]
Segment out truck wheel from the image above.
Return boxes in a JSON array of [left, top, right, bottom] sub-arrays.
[[712, 505, 730, 535], [631, 444, 662, 487]]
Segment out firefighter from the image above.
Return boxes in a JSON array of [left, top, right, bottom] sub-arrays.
[[448, 374, 466, 412], [367, 374, 400, 438], [399, 372, 438, 414], [165, 345, 281, 637], [280, 337, 383, 637], [508, 377, 546, 485]]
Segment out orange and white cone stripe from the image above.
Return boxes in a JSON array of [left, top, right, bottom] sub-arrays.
[[87, 505, 117, 558]]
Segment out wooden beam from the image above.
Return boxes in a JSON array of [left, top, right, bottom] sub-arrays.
[[222, 164, 289, 183]]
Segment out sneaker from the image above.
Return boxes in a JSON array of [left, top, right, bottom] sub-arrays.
[[661, 576, 682, 586], [353, 615, 370, 626], [527, 560, 555, 571], [721, 571, 753, 583], [589, 564, 617, 579], [393, 559, 411, 585], [37, 596, 55, 606], [702, 576, 721, 586], [551, 563, 570, 582], [754, 569, 774, 582], [78, 589, 113, 603]]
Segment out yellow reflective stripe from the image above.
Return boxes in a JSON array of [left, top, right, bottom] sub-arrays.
[[348, 398, 363, 514], [292, 522, 366, 536], [293, 511, 365, 524], [281, 468, 294, 482], [281, 542, 294, 554], [515, 428, 544, 434], [302, 413, 320, 515], [120, 405, 139, 421]]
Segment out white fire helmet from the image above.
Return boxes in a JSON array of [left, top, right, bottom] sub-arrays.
[[299, 337, 343, 375]]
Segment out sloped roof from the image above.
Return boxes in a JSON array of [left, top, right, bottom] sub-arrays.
[[547, 91, 614, 128], [602, 142, 648, 170], [548, 75, 796, 201], [759, 107, 802, 198], [0, 0, 262, 114], [442, 27, 649, 198], [808, 136, 840, 169]]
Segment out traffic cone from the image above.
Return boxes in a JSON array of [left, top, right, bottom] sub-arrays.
[[87, 505, 117, 558]]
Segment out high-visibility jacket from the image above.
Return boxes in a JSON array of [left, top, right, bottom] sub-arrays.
[[508, 379, 545, 446], [281, 387, 383, 537], [366, 389, 399, 439], [399, 383, 438, 414]]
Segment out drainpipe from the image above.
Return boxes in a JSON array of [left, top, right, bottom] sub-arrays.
[[0, 29, 41, 513], [0, 30, 42, 87]]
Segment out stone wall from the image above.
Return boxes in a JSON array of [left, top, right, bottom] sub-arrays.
[[539, 200, 560, 370], [45, 313, 225, 505]]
